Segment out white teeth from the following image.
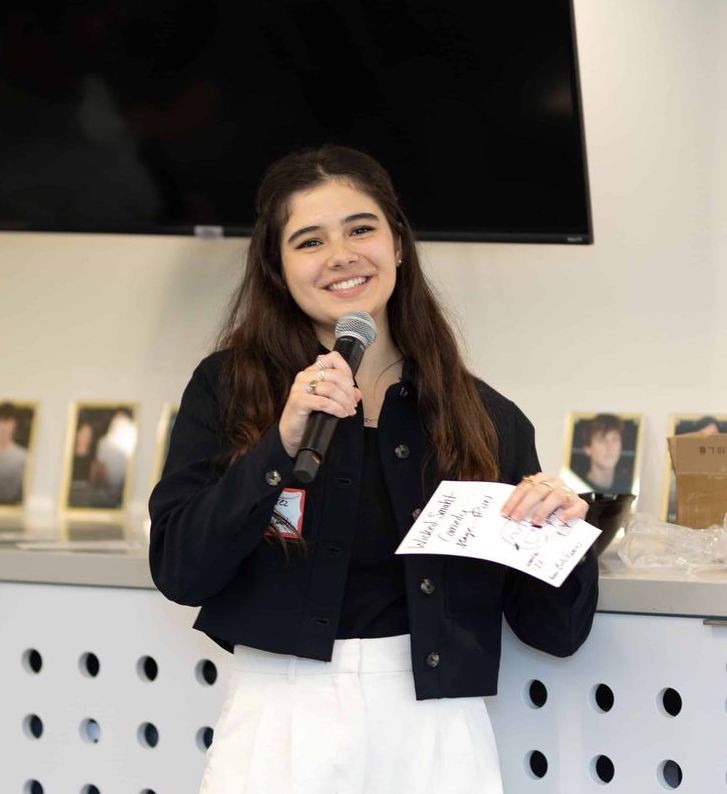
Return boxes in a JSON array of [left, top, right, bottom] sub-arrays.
[[327, 276, 367, 291]]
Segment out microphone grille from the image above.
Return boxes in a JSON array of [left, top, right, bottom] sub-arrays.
[[334, 312, 377, 348]]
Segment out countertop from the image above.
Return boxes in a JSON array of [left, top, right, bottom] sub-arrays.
[[2, 519, 727, 618]]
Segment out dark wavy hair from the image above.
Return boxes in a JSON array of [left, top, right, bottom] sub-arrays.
[[217, 144, 499, 483]]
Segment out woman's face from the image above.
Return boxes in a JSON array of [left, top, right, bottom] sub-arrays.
[[279, 179, 399, 341]]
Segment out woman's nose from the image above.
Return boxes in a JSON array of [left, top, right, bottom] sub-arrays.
[[326, 238, 358, 268]]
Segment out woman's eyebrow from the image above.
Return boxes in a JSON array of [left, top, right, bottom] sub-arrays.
[[287, 225, 320, 245], [343, 212, 379, 224], [286, 212, 380, 245]]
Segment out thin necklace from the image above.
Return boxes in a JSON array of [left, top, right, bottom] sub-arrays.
[[363, 357, 404, 426]]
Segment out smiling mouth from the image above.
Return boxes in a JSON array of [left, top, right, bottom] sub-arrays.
[[326, 276, 370, 292]]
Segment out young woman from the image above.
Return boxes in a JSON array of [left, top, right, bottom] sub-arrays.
[[149, 145, 598, 794]]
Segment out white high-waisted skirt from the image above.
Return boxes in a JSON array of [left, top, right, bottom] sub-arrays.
[[199, 634, 503, 794]]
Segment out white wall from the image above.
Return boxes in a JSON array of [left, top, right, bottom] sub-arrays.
[[1, 0, 725, 523]]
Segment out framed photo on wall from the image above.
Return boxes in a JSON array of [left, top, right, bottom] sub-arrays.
[[61, 402, 139, 518], [0, 400, 38, 513], [560, 412, 643, 496], [661, 413, 727, 522], [150, 403, 179, 491]]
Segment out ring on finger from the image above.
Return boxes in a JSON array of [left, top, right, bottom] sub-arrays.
[[305, 379, 319, 394], [317, 367, 327, 381], [521, 475, 537, 486], [537, 480, 556, 492], [560, 485, 576, 506], [315, 355, 327, 371]]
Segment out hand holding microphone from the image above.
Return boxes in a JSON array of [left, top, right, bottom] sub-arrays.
[[279, 312, 377, 483]]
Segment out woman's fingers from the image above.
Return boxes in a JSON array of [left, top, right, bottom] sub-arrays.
[[297, 378, 357, 417], [314, 351, 355, 383], [278, 353, 360, 457], [296, 357, 358, 412], [502, 473, 588, 525], [557, 489, 589, 524]]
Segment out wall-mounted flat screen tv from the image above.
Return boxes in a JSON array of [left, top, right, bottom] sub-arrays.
[[0, 0, 592, 243]]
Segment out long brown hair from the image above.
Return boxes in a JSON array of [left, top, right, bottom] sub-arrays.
[[217, 144, 499, 482]]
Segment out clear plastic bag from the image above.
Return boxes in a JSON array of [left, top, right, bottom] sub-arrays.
[[617, 512, 727, 572]]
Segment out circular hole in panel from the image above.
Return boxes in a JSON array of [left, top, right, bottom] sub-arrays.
[[659, 687, 682, 717], [22, 649, 43, 674], [591, 683, 615, 713], [196, 726, 214, 751], [138, 722, 160, 748], [658, 760, 683, 789], [591, 755, 615, 784], [23, 714, 44, 739], [196, 659, 218, 686], [526, 679, 548, 708], [81, 786, 101, 794], [526, 750, 548, 779], [137, 656, 158, 682], [80, 718, 101, 744], [23, 781, 44, 794], [80, 653, 100, 678]]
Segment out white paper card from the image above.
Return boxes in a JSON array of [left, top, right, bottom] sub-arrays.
[[395, 481, 601, 587]]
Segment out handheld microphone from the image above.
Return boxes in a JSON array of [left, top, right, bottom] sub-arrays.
[[293, 311, 377, 484]]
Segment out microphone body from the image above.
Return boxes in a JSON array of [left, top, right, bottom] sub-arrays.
[[293, 313, 376, 483]]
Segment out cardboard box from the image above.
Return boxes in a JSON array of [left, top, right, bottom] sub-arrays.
[[668, 434, 727, 529]]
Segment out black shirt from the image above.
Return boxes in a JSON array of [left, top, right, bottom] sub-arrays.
[[336, 428, 409, 639]]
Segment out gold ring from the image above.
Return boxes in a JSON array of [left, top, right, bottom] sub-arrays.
[[305, 379, 319, 394], [315, 356, 327, 371], [538, 480, 556, 492], [560, 485, 575, 506], [522, 475, 537, 486], [318, 368, 327, 381]]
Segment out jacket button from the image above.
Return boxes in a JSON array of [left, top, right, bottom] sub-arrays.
[[394, 444, 410, 459], [420, 578, 435, 595], [265, 470, 282, 486], [425, 652, 440, 668], [411, 508, 421, 519], [399, 386, 409, 398]]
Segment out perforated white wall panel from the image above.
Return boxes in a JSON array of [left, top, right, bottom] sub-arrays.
[[0, 582, 229, 794], [1, 582, 724, 793], [488, 613, 727, 792]]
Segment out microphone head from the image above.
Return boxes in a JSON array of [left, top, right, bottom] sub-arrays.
[[334, 312, 377, 348]]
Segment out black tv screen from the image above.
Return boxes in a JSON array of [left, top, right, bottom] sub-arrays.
[[0, 0, 592, 243]]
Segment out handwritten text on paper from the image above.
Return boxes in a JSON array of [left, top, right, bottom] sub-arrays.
[[395, 481, 601, 587]]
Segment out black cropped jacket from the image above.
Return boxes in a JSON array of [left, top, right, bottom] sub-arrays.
[[149, 351, 598, 700]]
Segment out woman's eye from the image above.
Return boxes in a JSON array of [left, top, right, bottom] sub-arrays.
[[351, 225, 374, 236], [296, 238, 321, 249]]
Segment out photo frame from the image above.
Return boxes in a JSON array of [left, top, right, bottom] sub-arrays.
[[661, 413, 727, 522], [61, 401, 139, 519], [560, 412, 643, 496], [150, 403, 179, 491], [0, 400, 39, 514]]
